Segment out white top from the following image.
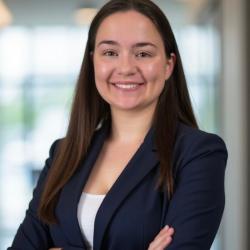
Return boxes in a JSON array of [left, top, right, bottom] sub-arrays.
[[77, 192, 106, 249]]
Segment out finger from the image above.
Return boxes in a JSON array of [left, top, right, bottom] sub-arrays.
[[154, 226, 174, 241], [148, 226, 175, 250], [166, 227, 175, 236], [155, 226, 170, 239], [148, 235, 172, 250], [160, 236, 173, 249], [149, 229, 173, 250]]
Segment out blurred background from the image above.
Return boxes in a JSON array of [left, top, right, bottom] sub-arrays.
[[0, 0, 249, 249]]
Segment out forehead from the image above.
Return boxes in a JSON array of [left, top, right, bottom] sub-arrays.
[[95, 10, 163, 46]]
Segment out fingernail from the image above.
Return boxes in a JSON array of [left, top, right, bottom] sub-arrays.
[[164, 225, 169, 229]]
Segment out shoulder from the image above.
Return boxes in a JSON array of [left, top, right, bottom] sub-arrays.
[[175, 122, 227, 150], [40, 138, 62, 176], [43, 138, 62, 168], [173, 122, 228, 173], [48, 138, 62, 156]]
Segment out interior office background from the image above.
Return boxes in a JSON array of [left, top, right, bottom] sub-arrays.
[[0, 0, 249, 249]]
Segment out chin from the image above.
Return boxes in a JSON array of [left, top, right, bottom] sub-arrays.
[[110, 102, 149, 113]]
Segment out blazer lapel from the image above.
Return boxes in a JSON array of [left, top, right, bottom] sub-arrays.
[[93, 126, 159, 250], [56, 123, 109, 248], [56, 123, 159, 249]]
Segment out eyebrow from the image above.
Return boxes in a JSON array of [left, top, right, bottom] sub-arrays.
[[97, 40, 157, 48]]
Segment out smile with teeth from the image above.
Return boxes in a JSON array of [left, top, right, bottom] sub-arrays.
[[112, 83, 144, 90]]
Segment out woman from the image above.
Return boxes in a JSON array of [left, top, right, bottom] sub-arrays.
[[9, 0, 228, 249]]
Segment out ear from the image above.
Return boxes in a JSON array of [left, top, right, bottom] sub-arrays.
[[165, 53, 176, 80]]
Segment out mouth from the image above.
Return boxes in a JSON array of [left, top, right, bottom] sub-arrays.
[[110, 82, 145, 91]]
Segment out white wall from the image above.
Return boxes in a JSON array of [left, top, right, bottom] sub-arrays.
[[220, 0, 248, 249]]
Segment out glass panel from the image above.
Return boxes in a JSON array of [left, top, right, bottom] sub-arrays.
[[0, 27, 84, 249], [177, 25, 221, 133]]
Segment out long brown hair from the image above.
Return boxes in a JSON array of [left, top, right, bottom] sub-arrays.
[[38, 0, 198, 224]]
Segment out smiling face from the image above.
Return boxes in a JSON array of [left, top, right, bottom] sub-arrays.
[[93, 10, 175, 114]]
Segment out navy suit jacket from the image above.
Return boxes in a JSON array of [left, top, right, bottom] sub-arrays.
[[9, 122, 228, 250]]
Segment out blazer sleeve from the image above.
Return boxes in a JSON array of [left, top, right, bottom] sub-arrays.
[[164, 132, 228, 250], [8, 139, 60, 250]]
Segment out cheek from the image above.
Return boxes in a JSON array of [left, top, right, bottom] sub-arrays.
[[93, 60, 113, 100], [143, 62, 167, 83], [94, 60, 112, 83]]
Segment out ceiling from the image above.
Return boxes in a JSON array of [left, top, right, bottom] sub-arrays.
[[3, 0, 212, 28]]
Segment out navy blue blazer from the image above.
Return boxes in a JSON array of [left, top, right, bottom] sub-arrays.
[[9, 122, 228, 250]]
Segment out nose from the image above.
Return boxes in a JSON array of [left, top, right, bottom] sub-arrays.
[[116, 54, 137, 76]]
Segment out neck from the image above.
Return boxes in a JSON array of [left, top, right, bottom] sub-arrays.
[[109, 107, 155, 144]]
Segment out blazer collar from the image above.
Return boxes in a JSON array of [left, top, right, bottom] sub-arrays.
[[56, 122, 159, 249]]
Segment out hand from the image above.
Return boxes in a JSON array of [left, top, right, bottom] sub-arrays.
[[148, 225, 174, 250], [49, 248, 62, 250]]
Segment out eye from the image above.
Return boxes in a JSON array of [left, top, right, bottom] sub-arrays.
[[136, 51, 152, 58], [103, 50, 118, 57]]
